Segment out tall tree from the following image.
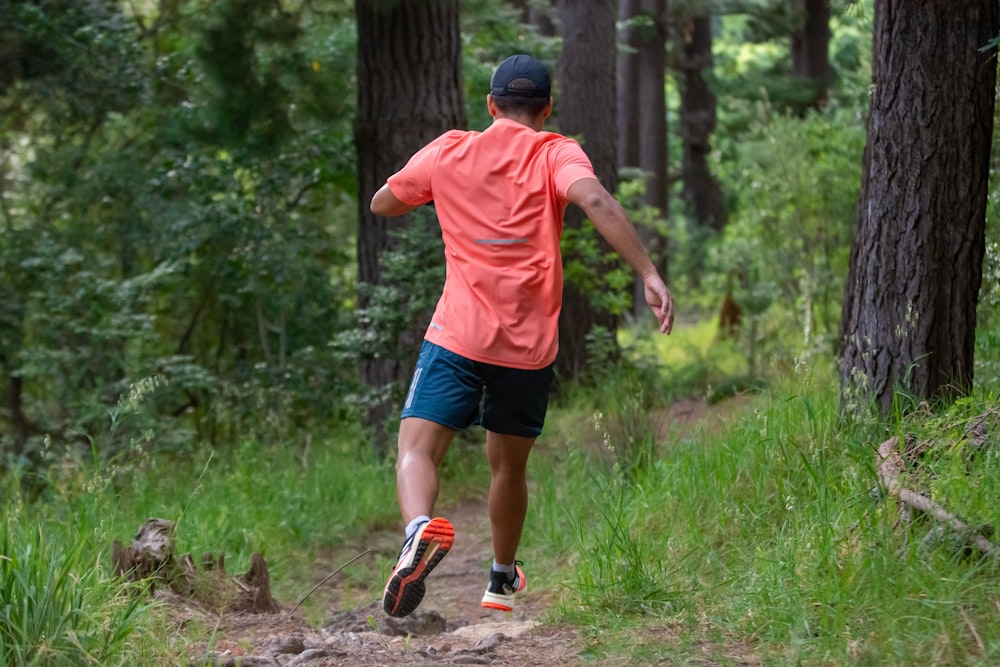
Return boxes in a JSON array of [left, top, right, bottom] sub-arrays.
[[635, 0, 668, 233], [510, 0, 557, 36], [677, 11, 725, 234], [617, 0, 642, 173], [636, 0, 670, 311], [839, 0, 998, 413], [790, 0, 831, 112], [355, 0, 465, 452], [555, 0, 620, 380]]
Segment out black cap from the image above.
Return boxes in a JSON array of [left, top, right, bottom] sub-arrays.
[[490, 54, 551, 98]]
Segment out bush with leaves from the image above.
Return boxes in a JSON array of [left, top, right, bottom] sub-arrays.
[[332, 207, 446, 419], [705, 105, 865, 379]]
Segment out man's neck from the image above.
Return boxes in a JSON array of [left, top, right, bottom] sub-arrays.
[[495, 114, 544, 131]]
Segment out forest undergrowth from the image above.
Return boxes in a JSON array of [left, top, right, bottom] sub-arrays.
[[4, 318, 1000, 666]]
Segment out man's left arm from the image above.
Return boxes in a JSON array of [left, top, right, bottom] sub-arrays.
[[567, 177, 675, 334]]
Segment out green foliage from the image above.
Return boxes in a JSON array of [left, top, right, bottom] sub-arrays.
[[459, 0, 559, 130], [661, 5, 873, 389], [0, 512, 148, 666], [535, 356, 1000, 665], [332, 208, 445, 413], [699, 105, 865, 379], [561, 229, 634, 316], [0, 0, 146, 121], [3, 406, 401, 637], [567, 474, 681, 617], [712, 3, 873, 117], [5, 353, 1000, 665], [1, 1, 360, 468]]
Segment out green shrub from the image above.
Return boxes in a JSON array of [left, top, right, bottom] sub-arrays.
[[0, 513, 148, 667]]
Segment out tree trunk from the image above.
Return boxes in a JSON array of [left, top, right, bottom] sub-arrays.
[[839, 0, 997, 413], [555, 0, 619, 381], [507, 0, 557, 35], [790, 0, 830, 112], [618, 0, 670, 314], [678, 13, 725, 234], [617, 0, 641, 171], [355, 0, 465, 453], [635, 0, 669, 293]]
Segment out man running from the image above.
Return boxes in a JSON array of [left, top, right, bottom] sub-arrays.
[[372, 54, 674, 618]]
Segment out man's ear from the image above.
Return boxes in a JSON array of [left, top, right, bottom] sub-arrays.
[[543, 97, 553, 119], [487, 94, 498, 118]]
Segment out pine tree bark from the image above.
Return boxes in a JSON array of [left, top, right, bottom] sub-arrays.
[[355, 0, 465, 453], [555, 0, 619, 381], [636, 0, 669, 264], [839, 0, 997, 413], [617, 0, 641, 171]]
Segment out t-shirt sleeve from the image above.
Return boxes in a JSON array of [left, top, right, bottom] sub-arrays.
[[550, 139, 598, 200], [386, 134, 450, 206]]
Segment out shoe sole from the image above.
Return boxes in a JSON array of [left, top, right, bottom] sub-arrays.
[[383, 517, 454, 617]]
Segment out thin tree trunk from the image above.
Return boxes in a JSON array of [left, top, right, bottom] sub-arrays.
[[790, 0, 831, 112], [679, 14, 725, 234], [617, 0, 641, 171], [618, 0, 670, 316]]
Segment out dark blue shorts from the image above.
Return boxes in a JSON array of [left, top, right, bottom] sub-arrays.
[[400, 341, 555, 438]]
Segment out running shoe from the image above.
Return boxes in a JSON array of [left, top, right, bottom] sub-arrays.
[[480, 561, 527, 612], [382, 517, 454, 618]]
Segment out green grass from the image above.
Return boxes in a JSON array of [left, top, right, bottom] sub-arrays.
[[4, 336, 1000, 665], [534, 360, 1000, 665], [0, 509, 149, 666]]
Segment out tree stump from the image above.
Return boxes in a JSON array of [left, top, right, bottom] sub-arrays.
[[112, 518, 281, 614]]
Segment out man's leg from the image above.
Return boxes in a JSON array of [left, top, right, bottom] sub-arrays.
[[383, 416, 458, 618], [396, 416, 457, 523], [481, 429, 533, 611], [485, 430, 535, 564]]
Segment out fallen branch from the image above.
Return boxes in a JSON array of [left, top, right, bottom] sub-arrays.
[[876, 437, 998, 559], [287, 549, 371, 617]]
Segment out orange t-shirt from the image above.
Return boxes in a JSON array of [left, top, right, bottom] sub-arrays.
[[387, 118, 596, 370]]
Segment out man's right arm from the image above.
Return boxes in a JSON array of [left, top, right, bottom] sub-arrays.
[[371, 183, 419, 217], [566, 177, 675, 334], [371, 137, 445, 217]]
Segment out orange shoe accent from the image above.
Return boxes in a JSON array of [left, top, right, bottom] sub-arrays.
[[383, 517, 455, 618], [481, 563, 527, 612]]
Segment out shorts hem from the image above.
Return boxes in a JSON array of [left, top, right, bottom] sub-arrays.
[[400, 409, 469, 432]]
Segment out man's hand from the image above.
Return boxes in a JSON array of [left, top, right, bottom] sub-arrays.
[[642, 273, 674, 334]]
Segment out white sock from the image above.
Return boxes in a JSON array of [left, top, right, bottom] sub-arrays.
[[405, 515, 431, 540], [492, 560, 516, 577]]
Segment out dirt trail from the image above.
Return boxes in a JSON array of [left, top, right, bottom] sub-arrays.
[[171, 397, 751, 666], [180, 497, 586, 667]]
